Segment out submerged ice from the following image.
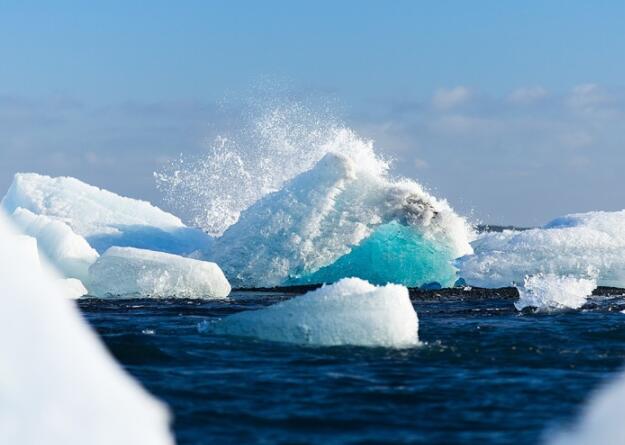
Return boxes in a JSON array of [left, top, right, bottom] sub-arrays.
[[208, 129, 473, 288], [458, 210, 625, 289], [88, 247, 231, 299], [204, 277, 419, 347]]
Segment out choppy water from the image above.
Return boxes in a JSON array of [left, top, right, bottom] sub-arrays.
[[78, 289, 625, 445]]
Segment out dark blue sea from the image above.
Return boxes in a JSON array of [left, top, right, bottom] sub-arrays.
[[78, 288, 625, 445]]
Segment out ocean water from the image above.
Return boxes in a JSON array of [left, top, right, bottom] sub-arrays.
[[78, 288, 625, 445]]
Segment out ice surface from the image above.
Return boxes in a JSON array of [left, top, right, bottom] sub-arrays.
[[457, 210, 625, 288], [9, 207, 99, 282], [57, 278, 88, 299], [548, 371, 625, 445], [2, 172, 212, 255], [514, 274, 597, 311], [209, 131, 473, 288], [88, 246, 231, 299], [204, 277, 419, 347], [0, 214, 173, 444]]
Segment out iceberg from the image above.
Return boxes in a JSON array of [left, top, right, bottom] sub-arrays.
[[0, 214, 173, 444], [88, 246, 231, 299], [2, 172, 212, 255], [457, 210, 625, 288], [548, 371, 625, 445], [208, 134, 473, 288], [9, 207, 99, 282], [514, 274, 597, 311], [203, 277, 419, 347]]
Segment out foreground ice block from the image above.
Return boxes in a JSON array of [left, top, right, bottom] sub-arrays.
[[0, 214, 173, 445], [204, 277, 419, 347], [548, 371, 625, 445], [514, 274, 597, 311], [210, 145, 473, 288], [457, 210, 625, 288], [2, 172, 211, 255], [9, 207, 99, 282], [88, 246, 231, 298]]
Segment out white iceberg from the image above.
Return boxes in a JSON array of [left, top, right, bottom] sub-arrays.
[[548, 371, 625, 445], [458, 210, 625, 288], [208, 130, 473, 288], [9, 207, 99, 282], [2, 172, 212, 255], [204, 277, 419, 347], [0, 213, 173, 444], [514, 274, 597, 311], [88, 246, 231, 299]]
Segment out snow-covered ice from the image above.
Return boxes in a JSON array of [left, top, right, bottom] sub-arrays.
[[457, 210, 625, 288], [2, 172, 212, 255], [203, 277, 419, 347], [88, 246, 231, 299], [514, 274, 597, 311], [0, 213, 173, 445]]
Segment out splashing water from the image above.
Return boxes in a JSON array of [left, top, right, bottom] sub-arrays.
[[155, 102, 377, 236], [515, 273, 597, 311]]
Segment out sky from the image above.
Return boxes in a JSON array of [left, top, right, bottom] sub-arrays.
[[1, 1, 624, 226]]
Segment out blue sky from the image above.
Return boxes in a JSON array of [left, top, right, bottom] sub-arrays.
[[1, 1, 625, 225]]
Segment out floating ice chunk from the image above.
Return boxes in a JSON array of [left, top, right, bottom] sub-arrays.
[[0, 213, 173, 444], [209, 138, 473, 288], [548, 371, 625, 445], [514, 274, 597, 311], [457, 210, 625, 288], [9, 207, 99, 281], [88, 246, 231, 299], [205, 277, 419, 347], [2, 172, 211, 255]]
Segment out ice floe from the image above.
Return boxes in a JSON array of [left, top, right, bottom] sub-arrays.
[[203, 277, 419, 347], [87, 246, 230, 299]]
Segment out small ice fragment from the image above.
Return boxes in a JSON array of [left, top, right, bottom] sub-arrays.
[[205, 277, 419, 347], [87, 246, 231, 299]]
